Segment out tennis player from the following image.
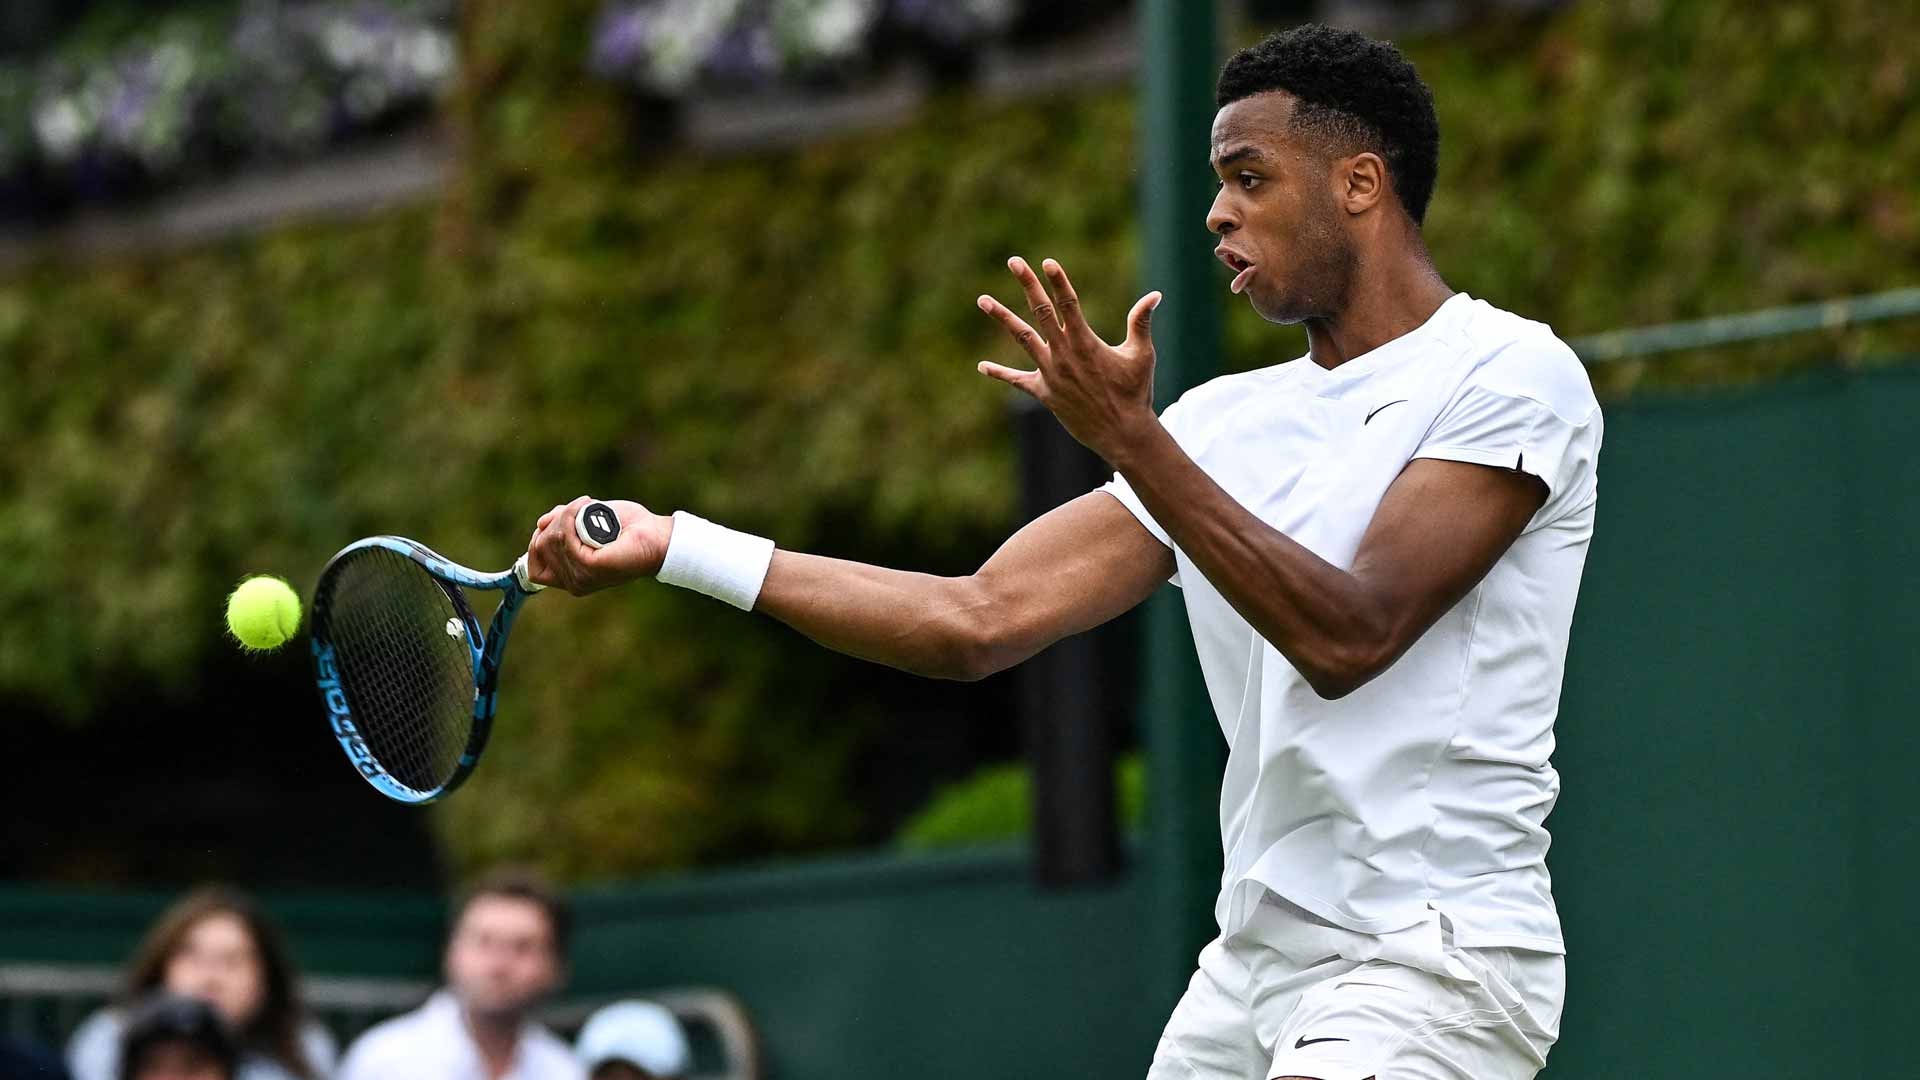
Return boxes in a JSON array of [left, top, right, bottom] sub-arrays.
[[527, 24, 1599, 1080]]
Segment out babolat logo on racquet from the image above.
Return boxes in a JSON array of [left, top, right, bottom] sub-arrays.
[[576, 499, 622, 548], [313, 642, 382, 781], [309, 536, 548, 804]]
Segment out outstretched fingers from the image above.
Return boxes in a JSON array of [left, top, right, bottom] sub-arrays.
[[1007, 256, 1063, 343], [977, 294, 1051, 367], [1039, 259, 1098, 345], [976, 359, 1047, 400], [1126, 291, 1163, 349]]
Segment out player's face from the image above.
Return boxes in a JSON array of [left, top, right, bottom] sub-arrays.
[[1206, 92, 1356, 324], [445, 896, 562, 1021], [163, 912, 267, 1028]]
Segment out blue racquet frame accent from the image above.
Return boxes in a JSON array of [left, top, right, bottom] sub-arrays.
[[311, 536, 537, 805]]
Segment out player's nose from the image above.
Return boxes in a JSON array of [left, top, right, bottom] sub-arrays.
[[1206, 191, 1238, 237], [1205, 177, 1236, 227]]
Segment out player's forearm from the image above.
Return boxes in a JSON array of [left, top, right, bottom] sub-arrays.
[[752, 550, 1003, 681], [1111, 425, 1393, 698]]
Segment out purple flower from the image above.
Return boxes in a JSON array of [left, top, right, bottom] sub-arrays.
[[704, 23, 781, 85], [592, 6, 654, 76]]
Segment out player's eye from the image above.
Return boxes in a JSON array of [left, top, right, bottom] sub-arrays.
[[1238, 173, 1262, 191]]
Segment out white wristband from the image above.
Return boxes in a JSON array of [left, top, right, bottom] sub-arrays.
[[654, 511, 776, 611]]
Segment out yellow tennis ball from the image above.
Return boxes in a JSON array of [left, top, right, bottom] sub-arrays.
[[226, 575, 302, 652]]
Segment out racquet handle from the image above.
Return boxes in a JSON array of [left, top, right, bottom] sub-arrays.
[[512, 553, 545, 593], [575, 499, 623, 549]]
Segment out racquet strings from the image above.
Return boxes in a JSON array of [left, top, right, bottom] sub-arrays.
[[316, 546, 477, 793]]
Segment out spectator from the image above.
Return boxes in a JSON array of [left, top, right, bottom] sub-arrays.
[[67, 888, 334, 1080], [0, 1034, 73, 1080], [574, 1002, 690, 1080], [337, 868, 582, 1080], [117, 993, 237, 1080]]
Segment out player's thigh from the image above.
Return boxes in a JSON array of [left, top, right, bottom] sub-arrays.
[[1258, 953, 1559, 1080], [1145, 939, 1266, 1080]]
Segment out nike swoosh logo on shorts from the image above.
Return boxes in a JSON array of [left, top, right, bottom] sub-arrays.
[[1294, 1036, 1350, 1048]]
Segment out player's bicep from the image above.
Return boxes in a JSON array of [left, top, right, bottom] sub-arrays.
[[1351, 457, 1545, 659], [970, 491, 1173, 663]]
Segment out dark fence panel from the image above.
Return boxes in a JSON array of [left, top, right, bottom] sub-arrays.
[[1547, 364, 1920, 1077], [566, 846, 1160, 1078]]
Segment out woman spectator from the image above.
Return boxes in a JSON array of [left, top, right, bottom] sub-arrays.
[[67, 887, 336, 1080]]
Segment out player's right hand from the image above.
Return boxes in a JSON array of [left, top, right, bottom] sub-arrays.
[[525, 497, 673, 595]]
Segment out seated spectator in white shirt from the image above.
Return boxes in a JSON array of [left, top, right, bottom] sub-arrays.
[[68, 887, 334, 1080], [117, 994, 237, 1080], [337, 868, 583, 1080], [574, 1001, 691, 1080]]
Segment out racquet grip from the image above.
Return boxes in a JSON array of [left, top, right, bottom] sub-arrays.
[[513, 553, 545, 593], [575, 500, 623, 549]]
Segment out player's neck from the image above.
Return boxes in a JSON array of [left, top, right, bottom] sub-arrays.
[[1303, 246, 1453, 371]]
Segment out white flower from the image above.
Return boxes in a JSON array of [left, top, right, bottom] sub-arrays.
[[410, 29, 456, 83], [643, 0, 746, 93], [323, 22, 377, 69], [774, 0, 883, 64], [32, 97, 88, 161]]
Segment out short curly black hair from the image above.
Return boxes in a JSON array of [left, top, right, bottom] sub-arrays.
[[1215, 24, 1440, 225]]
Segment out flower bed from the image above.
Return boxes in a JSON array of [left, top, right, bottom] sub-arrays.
[[0, 1, 456, 223], [1, 0, 1120, 222], [585, 0, 1131, 98], [589, 0, 1030, 94]]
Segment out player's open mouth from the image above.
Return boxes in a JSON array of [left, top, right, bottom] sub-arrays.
[[1216, 246, 1257, 294]]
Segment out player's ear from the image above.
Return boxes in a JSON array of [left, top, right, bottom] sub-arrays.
[[1341, 151, 1386, 214]]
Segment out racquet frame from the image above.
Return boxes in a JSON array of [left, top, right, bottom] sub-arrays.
[[310, 536, 543, 804]]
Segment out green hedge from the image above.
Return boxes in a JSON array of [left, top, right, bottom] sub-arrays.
[[3, 0, 1915, 880], [896, 752, 1146, 852]]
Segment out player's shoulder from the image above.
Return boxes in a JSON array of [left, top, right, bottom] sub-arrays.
[[1160, 361, 1301, 430], [1453, 297, 1598, 421]]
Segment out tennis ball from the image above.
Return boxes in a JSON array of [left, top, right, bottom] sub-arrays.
[[226, 575, 302, 652]]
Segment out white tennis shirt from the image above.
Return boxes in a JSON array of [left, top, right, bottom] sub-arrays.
[[1104, 293, 1601, 957], [336, 990, 584, 1080]]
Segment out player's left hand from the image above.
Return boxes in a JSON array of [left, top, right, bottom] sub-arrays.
[[976, 256, 1163, 463]]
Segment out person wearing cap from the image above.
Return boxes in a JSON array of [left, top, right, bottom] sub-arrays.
[[574, 1002, 691, 1080], [117, 993, 238, 1080], [338, 868, 582, 1080]]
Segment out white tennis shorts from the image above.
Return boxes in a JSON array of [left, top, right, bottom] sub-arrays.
[[1145, 891, 1563, 1080]]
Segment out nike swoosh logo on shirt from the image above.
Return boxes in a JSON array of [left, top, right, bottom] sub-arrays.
[[1294, 1036, 1350, 1048], [1364, 400, 1408, 424]]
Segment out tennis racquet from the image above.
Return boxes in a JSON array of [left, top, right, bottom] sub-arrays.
[[310, 499, 623, 803]]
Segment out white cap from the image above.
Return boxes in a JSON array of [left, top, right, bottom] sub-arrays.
[[575, 1001, 692, 1077]]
